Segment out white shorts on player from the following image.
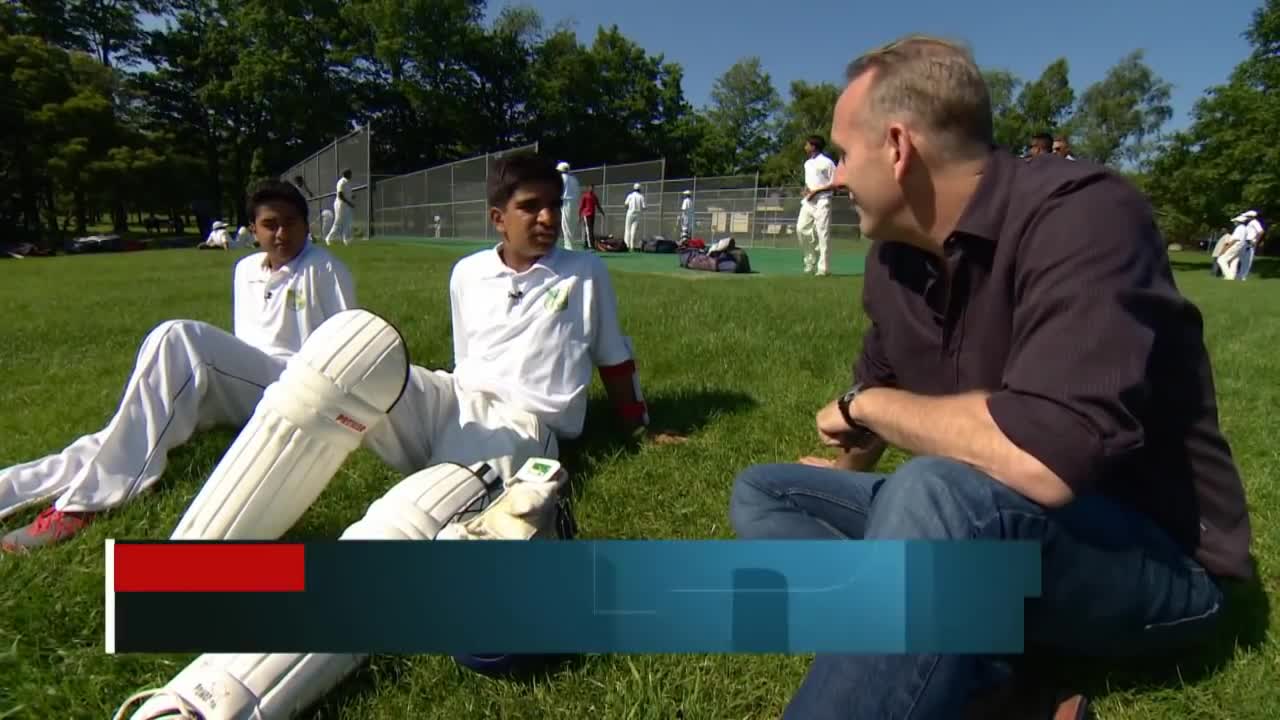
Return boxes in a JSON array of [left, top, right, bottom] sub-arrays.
[[115, 156, 653, 720], [0, 219, 356, 549]]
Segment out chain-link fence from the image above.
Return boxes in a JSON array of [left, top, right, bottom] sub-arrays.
[[572, 166, 861, 250], [566, 160, 666, 241], [371, 150, 862, 252], [279, 126, 372, 242], [371, 143, 540, 242]]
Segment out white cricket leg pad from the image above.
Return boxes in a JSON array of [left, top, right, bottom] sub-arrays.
[[340, 461, 505, 540], [114, 652, 364, 720], [171, 310, 409, 540], [436, 458, 569, 541]]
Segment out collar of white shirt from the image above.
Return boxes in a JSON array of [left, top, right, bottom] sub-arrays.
[[259, 239, 313, 274], [478, 243, 565, 280]]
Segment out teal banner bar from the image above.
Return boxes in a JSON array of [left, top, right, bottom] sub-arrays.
[[110, 540, 1041, 654]]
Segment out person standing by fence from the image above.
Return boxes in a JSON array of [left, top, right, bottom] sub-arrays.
[[579, 184, 601, 249], [797, 135, 837, 276], [624, 183, 646, 249]]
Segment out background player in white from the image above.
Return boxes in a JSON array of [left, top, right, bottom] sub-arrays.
[[797, 135, 837, 276], [680, 189, 695, 241], [198, 221, 233, 250], [323, 169, 355, 246], [1237, 210, 1264, 280], [235, 224, 254, 249], [0, 180, 357, 553], [114, 153, 684, 720], [557, 161, 580, 250], [624, 182, 646, 249], [1217, 212, 1250, 279]]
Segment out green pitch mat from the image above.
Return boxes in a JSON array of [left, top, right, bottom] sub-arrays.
[[371, 236, 867, 277]]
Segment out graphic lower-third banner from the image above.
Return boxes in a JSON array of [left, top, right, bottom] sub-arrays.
[[104, 539, 1041, 654]]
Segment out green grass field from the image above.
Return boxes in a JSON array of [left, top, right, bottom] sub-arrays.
[[0, 242, 1276, 719]]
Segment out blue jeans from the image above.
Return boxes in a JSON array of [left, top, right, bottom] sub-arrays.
[[729, 457, 1225, 720]]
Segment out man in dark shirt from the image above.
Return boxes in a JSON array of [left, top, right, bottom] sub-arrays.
[[729, 34, 1251, 720]]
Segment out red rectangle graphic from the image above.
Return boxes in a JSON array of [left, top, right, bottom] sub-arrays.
[[114, 543, 306, 592]]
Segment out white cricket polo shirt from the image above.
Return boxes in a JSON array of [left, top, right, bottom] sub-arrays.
[[804, 153, 836, 201], [449, 245, 634, 438], [232, 241, 358, 358], [625, 192, 646, 213], [333, 176, 349, 213], [1245, 219, 1264, 245]]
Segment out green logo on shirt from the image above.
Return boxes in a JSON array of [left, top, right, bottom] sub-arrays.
[[544, 286, 569, 312], [285, 289, 306, 311]]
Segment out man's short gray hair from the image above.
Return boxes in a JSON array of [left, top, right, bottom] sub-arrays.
[[845, 35, 994, 159]]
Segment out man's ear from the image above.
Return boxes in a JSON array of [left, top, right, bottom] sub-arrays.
[[489, 207, 505, 234]]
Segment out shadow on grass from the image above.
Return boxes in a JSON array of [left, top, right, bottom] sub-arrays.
[[555, 388, 758, 496], [1023, 554, 1271, 701]]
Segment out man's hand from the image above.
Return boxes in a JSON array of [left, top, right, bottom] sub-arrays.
[[816, 399, 860, 447], [798, 455, 835, 468], [643, 429, 689, 445]]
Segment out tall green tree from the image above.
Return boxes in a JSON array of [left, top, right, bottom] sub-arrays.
[[705, 57, 782, 175], [760, 80, 840, 186], [1070, 50, 1173, 166]]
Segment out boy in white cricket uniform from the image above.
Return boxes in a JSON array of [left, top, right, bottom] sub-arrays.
[[1217, 213, 1250, 279], [624, 183, 646, 249], [797, 135, 837, 276], [115, 154, 677, 720], [0, 180, 357, 552], [323, 169, 355, 246], [558, 161, 581, 250], [680, 190, 694, 240]]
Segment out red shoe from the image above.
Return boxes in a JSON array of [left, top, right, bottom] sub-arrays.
[[1, 506, 96, 553]]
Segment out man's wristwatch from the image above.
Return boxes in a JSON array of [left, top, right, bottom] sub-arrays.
[[837, 383, 877, 441]]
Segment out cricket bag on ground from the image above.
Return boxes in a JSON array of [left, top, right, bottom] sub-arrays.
[[640, 237, 678, 253], [594, 235, 628, 252]]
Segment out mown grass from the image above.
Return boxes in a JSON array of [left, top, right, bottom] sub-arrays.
[[0, 243, 1275, 719]]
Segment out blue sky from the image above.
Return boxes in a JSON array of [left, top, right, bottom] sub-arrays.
[[489, 0, 1264, 133]]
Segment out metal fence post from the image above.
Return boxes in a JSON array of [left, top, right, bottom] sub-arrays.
[[752, 171, 760, 245]]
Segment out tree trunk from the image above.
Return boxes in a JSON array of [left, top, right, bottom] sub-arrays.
[[74, 184, 88, 235]]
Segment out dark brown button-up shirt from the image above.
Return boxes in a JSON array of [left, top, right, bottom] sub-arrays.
[[854, 149, 1252, 580]]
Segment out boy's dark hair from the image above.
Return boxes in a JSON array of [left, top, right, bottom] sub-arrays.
[[488, 153, 563, 208], [1030, 132, 1053, 150], [247, 179, 310, 223], [806, 135, 826, 152]]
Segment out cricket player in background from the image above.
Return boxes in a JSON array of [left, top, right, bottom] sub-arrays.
[[112, 152, 681, 720], [0, 180, 357, 553], [1237, 210, 1265, 280], [197, 221, 234, 250], [680, 189, 695, 241], [324, 169, 355, 246], [798, 135, 837, 276], [624, 182, 646, 249], [558, 161, 581, 250]]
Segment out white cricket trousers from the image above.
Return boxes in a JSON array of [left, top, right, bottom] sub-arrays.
[[122, 370, 561, 720], [325, 206, 353, 246], [1217, 240, 1244, 279], [625, 211, 641, 249], [797, 196, 832, 274], [562, 200, 579, 250], [0, 321, 287, 521], [363, 366, 559, 482]]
